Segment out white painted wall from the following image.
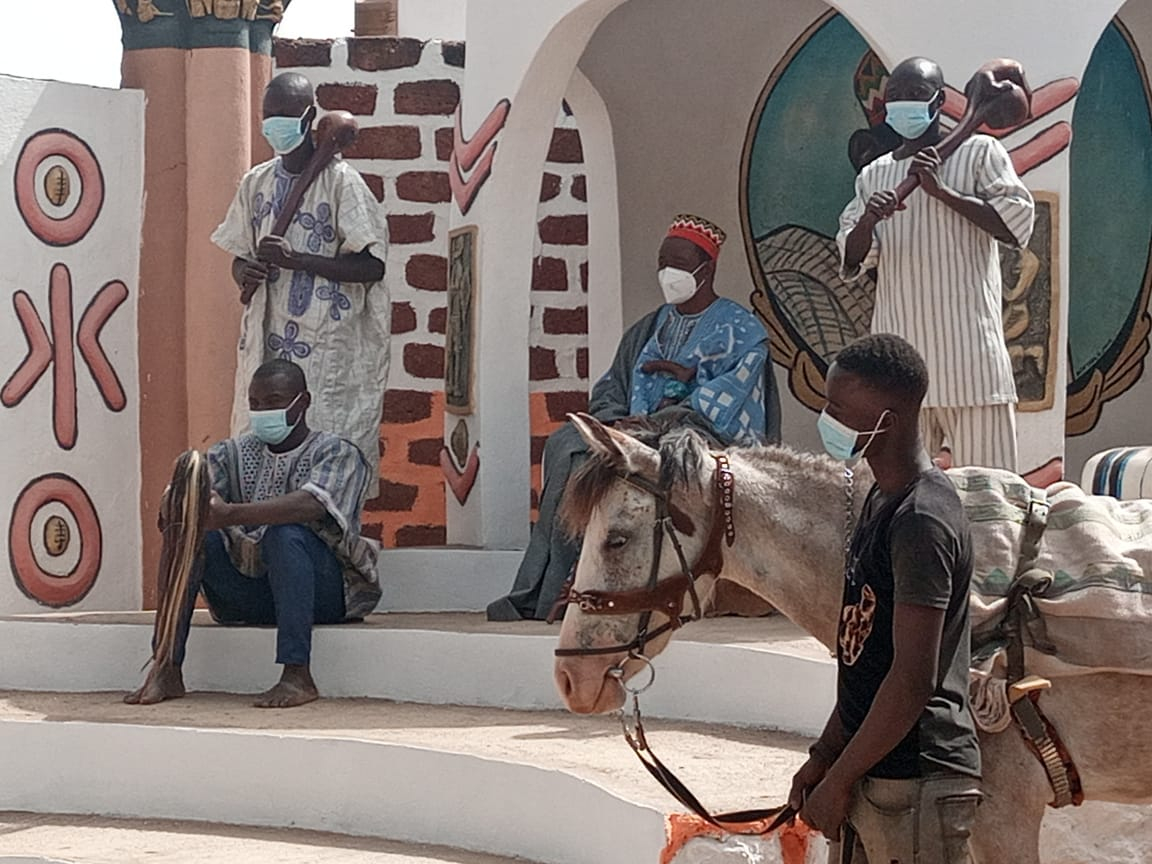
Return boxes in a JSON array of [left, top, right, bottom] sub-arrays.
[[0, 75, 143, 613], [565, 68, 623, 380], [399, 0, 466, 41]]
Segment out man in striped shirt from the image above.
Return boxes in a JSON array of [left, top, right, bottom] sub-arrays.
[[838, 57, 1034, 471], [126, 360, 380, 709]]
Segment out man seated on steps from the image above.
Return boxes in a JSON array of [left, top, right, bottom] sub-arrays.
[[487, 214, 780, 621], [126, 359, 380, 709]]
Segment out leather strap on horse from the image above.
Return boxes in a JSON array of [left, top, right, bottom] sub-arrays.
[[552, 453, 733, 656], [622, 696, 792, 835], [1003, 488, 1084, 808]]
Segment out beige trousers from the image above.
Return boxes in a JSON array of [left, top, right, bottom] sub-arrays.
[[827, 774, 983, 864], [920, 404, 1018, 473]]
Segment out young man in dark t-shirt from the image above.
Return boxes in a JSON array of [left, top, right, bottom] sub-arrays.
[[791, 334, 982, 863]]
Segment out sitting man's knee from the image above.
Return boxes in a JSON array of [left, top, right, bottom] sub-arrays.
[[259, 524, 313, 559]]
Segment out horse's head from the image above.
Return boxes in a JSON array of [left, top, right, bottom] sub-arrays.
[[554, 413, 720, 714]]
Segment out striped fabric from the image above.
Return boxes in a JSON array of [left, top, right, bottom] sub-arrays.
[[207, 430, 382, 618], [954, 467, 1152, 679], [920, 404, 1018, 472], [1081, 447, 1152, 500], [837, 134, 1035, 408]]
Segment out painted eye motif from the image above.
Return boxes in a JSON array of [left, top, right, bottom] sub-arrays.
[[604, 532, 629, 551]]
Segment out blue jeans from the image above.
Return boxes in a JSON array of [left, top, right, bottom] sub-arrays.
[[167, 525, 346, 667]]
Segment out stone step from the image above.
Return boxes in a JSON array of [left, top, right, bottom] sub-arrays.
[[0, 812, 533, 864], [0, 612, 835, 736], [0, 692, 812, 864], [2, 692, 1145, 864]]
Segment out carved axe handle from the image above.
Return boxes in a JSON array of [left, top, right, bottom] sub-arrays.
[[241, 111, 359, 304], [892, 59, 1031, 205]]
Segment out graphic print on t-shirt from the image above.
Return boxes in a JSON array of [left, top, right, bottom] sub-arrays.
[[839, 583, 876, 666]]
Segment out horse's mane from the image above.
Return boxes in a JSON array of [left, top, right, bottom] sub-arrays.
[[559, 419, 848, 538], [558, 423, 712, 538]]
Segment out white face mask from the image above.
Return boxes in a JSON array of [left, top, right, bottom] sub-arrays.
[[658, 262, 707, 305]]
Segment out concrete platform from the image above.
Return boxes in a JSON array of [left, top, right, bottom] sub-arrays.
[[0, 812, 531, 864], [0, 612, 836, 736], [0, 692, 812, 864]]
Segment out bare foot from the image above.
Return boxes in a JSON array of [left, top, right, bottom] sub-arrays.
[[124, 663, 185, 705], [254, 664, 319, 709]]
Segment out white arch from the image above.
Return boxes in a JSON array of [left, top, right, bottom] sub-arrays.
[[565, 68, 622, 381], [450, 0, 1129, 547]]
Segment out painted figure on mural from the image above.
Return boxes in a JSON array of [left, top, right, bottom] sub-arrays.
[[126, 360, 380, 709], [797, 335, 982, 864], [487, 215, 781, 622], [838, 57, 1035, 472], [212, 72, 390, 497]]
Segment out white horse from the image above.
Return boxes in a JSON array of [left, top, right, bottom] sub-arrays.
[[553, 414, 1152, 864]]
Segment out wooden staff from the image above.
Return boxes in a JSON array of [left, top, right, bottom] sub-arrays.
[[893, 58, 1032, 205], [241, 110, 360, 304], [150, 450, 211, 668]]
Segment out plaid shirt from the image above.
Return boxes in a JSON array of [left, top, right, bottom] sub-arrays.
[[207, 430, 382, 618]]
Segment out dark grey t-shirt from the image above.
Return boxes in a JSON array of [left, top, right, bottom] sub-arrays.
[[837, 467, 981, 779]]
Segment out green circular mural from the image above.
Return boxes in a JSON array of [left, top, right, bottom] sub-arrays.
[[742, 13, 1152, 434], [1067, 21, 1152, 434]]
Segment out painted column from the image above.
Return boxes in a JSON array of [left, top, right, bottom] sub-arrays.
[[447, 0, 626, 547], [115, 0, 284, 605]]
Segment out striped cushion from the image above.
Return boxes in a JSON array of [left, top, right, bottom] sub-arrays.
[[1081, 447, 1152, 500]]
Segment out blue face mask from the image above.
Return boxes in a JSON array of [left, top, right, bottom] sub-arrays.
[[885, 92, 940, 140], [250, 394, 303, 446], [262, 111, 311, 155], [817, 409, 888, 463]]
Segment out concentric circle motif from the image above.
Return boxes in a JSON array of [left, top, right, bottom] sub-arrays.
[[14, 129, 105, 246], [10, 474, 103, 607]]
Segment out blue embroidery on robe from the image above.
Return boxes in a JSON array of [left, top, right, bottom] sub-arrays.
[[629, 298, 769, 445], [316, 283, 352, 321], [267, 321, 313, 361], [287, 270, 316, 316], [297, 203, 337, 253]]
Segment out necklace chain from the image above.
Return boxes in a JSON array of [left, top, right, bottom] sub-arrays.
[[843, 467, 856, 576]]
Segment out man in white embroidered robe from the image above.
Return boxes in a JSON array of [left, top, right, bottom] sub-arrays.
[[212, 72, 390, 495]]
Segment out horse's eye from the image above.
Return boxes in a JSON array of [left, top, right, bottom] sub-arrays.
[[604, 532, 629, 551]]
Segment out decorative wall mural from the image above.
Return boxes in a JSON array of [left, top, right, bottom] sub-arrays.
[[1, 264, 129, 449], [1065, 20, 1152, 436], [15, 129, 105, 248], [1003, 194, 1060, 411], [8, 473, 103, 607], [440, 444, 480, 505], [741, 12, 1082, 420], [115, 0, 291, 24], [450, 100, 510, 215], [445, 225, 478, 414], [1, 84, 143, 614]]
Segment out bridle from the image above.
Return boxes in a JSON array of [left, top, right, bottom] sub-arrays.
[[552, 452, 735, 658], [551, 452, 796, 834]]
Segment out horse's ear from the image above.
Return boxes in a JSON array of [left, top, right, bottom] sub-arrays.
[[569, 413, 625, 464], [568, 413, 659, 477]]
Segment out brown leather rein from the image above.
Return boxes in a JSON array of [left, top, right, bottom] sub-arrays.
[[552, 453, 796, 835]]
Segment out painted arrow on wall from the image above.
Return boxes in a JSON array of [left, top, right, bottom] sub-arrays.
[[450, 98, 511, 216]]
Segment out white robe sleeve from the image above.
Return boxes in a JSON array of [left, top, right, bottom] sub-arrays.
[[976, 137, 1035, 249], [837, 171, 881, 282], [211, 172, 257, 260], [335, 162, 390, 266]]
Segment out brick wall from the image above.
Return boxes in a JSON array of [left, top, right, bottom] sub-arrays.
[[274, 37, 589, 544]]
